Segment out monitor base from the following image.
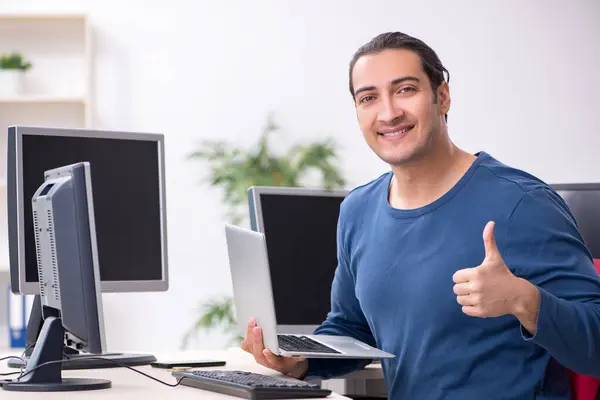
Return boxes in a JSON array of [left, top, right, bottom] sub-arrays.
[[13, 295, 156, 370], [7, 353, 157, 370], [3, 378, 112, 392], [2, 316, 112, 392]]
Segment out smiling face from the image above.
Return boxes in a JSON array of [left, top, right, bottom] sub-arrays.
[[351, 48, 450, 166]]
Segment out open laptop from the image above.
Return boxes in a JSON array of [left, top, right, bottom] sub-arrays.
[[224, 223, 395, 360]]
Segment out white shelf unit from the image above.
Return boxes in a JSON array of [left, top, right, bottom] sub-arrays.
[[0, 13, 93, 275], [0, 13, 93, 128], [0, 95, 87, 104]]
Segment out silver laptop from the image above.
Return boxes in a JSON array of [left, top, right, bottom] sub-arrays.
[[224, 223, 395, 360]]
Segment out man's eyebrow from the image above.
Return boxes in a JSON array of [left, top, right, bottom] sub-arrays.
[[353, 76, 420, 97]]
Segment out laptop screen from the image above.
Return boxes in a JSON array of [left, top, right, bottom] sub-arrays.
[[256, 192, 345, 327]]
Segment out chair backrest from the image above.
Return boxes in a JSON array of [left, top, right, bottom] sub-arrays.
[[567, 259, 600, 400]]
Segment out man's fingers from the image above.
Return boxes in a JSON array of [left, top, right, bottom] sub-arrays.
[[251, 326, 270, 364], [452, 268, 476, 284], [462, 305, 484, 317], [263, 349, 304, 373], [262, 349, 287, 368], [241, 318, 256, 353], [456, 294, 475, 306], [241, 337, 252, 353], [250, 326, 288, 371], [263, 349, 304, 364], [245, 318, 255, 342], [453, 283, 471, 296]]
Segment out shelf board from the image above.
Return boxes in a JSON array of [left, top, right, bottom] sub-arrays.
[[0, 13, 87, 22], [0, 95, 86, 104]]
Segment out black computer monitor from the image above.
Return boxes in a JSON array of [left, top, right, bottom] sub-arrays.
[[7, 125, 169, 295], [248, 186, 348, 334], [3, 162, 111, 392], [552, 183, 600, 259], [6, 125, 162, 369]]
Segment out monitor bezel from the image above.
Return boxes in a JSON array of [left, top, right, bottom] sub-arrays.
[[9, 125, 169, 295], [247, 185, 348, 334], [551, 182, 600, 260], [248, 186, 349, 233], [552, 183, 600, 191]]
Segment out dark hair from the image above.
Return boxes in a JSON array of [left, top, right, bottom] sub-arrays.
[[349, 32, 450, 119]]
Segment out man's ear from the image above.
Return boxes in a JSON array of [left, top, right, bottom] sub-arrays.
[[437, 82, 451, 115]]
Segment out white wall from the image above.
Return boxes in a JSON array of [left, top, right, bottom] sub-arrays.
[[0, 0, 599, 352]]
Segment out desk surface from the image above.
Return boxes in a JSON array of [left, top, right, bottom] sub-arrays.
[[0, 347, 352, 399]]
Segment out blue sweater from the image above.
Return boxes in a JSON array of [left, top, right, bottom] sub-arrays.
[[305, 152, 600, 399]]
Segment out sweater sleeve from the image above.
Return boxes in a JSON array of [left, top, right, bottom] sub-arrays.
[[303, 209, 377, 380], [504, 187, 600, 377]]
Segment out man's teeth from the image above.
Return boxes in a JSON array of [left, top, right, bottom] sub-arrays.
[[381, 127, 412, 136]]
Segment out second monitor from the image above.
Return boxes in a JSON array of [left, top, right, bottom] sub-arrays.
[[248, 186, 348, 334], [8, 125, 169, 295]]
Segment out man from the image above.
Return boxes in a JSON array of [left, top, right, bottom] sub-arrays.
[[241, 32, 600, 399]]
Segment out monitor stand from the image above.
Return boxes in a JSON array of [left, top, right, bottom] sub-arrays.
[[7, 296, 157, 370], [3, 315, 111, 392]]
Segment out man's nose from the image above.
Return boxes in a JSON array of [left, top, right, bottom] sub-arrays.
[[378, 95, 404, 124]]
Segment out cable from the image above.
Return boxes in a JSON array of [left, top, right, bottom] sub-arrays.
[[2, 356, 184, 388], [18, 344, 35, 377], [0, 356, 25, 364], [0, 357, 28, 379], [73, 357, 184, 388], [20, 343, 35, 358], [20, 342, 73, 359], [6, 344, 87, 380], [0, 371, 21, 378]]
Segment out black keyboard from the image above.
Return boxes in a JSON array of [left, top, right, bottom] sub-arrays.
[[278, 335, 342, 354], [172, 370, 331, 399]]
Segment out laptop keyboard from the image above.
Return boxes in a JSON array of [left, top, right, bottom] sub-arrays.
[[277, 335, 342, 354]]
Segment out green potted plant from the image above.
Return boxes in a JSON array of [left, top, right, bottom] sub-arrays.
[[180, 113, 346, 349], [0, 52, 32, 96]]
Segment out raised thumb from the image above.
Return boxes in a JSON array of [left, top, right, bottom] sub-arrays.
[[483, 221, 499, 260]]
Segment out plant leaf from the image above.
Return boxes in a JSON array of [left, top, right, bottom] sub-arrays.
[[182, 112, 347, 348]]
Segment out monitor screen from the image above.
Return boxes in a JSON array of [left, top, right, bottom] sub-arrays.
[[553, 184, 600, 259], [249, 187, 347, 330], [8, 126, 168, 294]]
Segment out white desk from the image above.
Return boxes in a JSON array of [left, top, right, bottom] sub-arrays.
[[0, 347, 353, 399]]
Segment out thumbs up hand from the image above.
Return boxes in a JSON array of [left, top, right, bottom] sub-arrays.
[[452, 221, 525, 318]]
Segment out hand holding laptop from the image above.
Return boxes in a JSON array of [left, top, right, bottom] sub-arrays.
[[241, 317, 309, 379], [226, 224, 395, 362]]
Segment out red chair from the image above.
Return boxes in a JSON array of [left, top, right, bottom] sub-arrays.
[[567, 259, 600, 400]]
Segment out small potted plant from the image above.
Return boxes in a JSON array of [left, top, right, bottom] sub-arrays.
[[0, 52, 32, 96]]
